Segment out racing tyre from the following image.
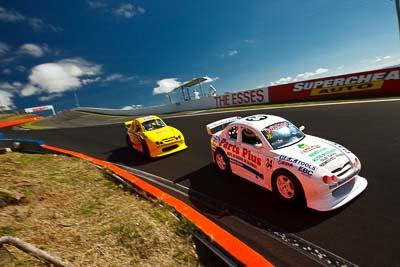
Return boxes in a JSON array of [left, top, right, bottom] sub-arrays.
[[126, 135, 132, 148], [141, 140, 151, 158], [214, 149, 231, 174], [272, 170, 305, 205]]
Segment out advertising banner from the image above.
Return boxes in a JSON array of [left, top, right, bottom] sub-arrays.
[[268, 67, 400, 103], [25, 105, 55, 115], [214, 87, 269, 108]]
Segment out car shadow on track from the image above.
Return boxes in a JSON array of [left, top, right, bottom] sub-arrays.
[[174, 164, 344, 233], [106, 147, 161, 166]]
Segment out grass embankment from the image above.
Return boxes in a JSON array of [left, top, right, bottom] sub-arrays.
[[0, 152, 199, 266], [0, 114, 39, 123]]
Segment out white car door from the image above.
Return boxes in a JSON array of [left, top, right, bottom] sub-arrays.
[[229, 127, 266, 186]]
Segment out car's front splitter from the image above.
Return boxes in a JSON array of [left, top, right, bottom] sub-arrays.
[[307, 175, 368, 212]]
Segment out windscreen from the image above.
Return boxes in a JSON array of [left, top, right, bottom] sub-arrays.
[[262, 121, 305, 149], [142, 119, 166, 131]]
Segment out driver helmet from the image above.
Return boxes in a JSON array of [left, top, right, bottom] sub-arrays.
[[243, 128, 255, 137]]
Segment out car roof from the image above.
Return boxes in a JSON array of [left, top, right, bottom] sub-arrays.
[[233, 114, 288, 131], [136, 115, 161, 123]]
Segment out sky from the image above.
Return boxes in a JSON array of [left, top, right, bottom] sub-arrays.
[[0, 0, 399, 112]]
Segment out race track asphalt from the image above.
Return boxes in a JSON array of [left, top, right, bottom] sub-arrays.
[[2, 100, 400, 266]]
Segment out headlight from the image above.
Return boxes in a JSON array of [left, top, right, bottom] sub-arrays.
[[322, 175, 337, 184]]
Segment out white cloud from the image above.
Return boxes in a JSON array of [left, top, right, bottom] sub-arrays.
[[0, 5, 62, 32], [121, 104, 143, 110], [244, 39, 255, 44], [87, 0, 107, 8], [112, 4, 145, 18], [18, 43, 50, 57], [375, 55, 392, 62], [82, 77, 101, 85], [0, 6, 24, 22], [105, 73, 122, 81], [21, 58, 102, 97], [38, 93, 63, 102], [138, 79, 152, 85], [20, 84, 39, 97], [153, 78, 182, 95], [0, 81, 23, 110], [16, 65, 26, 72], [0, 81, 22, 92], [228, 50, 238, 56], [0, 90, 15, 110], [104, 73, 137, 82], [2, 68, 11, 75], [357, 55, 400, 71], [0, 41, 10, 55], [269, 76, 293, 86], [270, 68, 329, 86]]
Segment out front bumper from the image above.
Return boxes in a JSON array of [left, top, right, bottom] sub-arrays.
[[149, 141, 188, 157], [307, 175, 368, 212]]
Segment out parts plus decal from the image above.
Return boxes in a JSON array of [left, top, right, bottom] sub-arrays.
[[230, 158, 264, 179], [220, 138, 262, 166], [266, 158, 273, 170]]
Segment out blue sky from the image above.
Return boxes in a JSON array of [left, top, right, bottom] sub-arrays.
[[0, 0, 399, 112]]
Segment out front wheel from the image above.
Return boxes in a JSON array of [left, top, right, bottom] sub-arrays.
[[214, 150, 231, 174], [272, 170, 304, 204], [141, 140, 151, 158]]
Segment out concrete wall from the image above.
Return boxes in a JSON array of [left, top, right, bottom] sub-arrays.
[[75, 87, 270, 116], [76, 96, 217, 116]]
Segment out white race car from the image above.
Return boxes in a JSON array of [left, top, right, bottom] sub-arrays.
[[206, 114, 367, 211]]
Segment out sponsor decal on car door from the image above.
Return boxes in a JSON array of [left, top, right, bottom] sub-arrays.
[[227, 127, 265, 186]]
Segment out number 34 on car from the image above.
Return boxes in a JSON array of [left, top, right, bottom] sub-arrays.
[[206, 114, 367, 211]]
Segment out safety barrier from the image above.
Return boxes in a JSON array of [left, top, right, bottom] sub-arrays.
[[0, 116, 43, 129]]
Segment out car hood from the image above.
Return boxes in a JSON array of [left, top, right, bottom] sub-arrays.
[[276, 135, 352, 172], [145, 126, 179, 141]]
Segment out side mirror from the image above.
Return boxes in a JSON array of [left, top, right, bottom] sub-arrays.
[[124, 122, 132, 129], [299, 125, 305, 131]]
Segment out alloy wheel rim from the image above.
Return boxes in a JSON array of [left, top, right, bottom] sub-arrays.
[[216, 153, 226, 170], [277, 175, 295, 199]]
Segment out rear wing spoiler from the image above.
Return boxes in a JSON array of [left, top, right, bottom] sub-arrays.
[[206, 116, 241, 135]]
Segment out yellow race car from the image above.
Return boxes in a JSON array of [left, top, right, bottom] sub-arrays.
[[124, 115, 188, 157]]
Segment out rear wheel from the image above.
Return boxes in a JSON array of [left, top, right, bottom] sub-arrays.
[[214, 149, 231, 173], [272, 170, 304, 204], [126, 135, 132, 148]]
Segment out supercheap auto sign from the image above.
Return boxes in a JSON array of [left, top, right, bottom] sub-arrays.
[[268, 67, 400, 103]]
